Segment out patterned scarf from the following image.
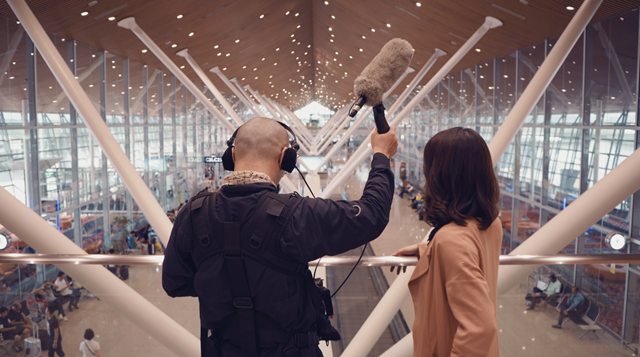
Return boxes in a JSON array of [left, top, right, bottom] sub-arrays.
[[222, 171, 276, 187]]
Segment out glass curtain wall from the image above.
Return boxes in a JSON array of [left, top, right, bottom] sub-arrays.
[[0, 15, 230, 302], [390, 8, 640, 343]]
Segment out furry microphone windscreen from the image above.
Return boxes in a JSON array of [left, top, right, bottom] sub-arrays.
[[353, 38, 414, 106]]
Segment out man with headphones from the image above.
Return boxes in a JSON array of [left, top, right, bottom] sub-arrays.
[[163, 117, 397, 357]]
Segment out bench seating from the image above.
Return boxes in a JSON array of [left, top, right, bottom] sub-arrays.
[[556, 296, 602, 339]]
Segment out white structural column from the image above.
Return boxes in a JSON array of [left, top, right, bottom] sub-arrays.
[[7, 0, 173, 244], [245, 85, 280, 119], [176, 48, 245, 126], [487, 0, 602, 164], [340, 230, 430, 357], [0, 185, 200, 357], [231, 78, 267, 116], [118, 18, 236, 133], [315, 108, 345, 140], [322, 16, 503, 199], [315, 60, 438, 169], [271, 99, 317, 143], [498, 144, 640, 295], [316, 110, 352, 152], [210, 67, 265, 117]]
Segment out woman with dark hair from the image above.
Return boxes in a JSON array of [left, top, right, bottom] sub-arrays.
[[392, 127, 502, 357], [79, 328, 101, 357]]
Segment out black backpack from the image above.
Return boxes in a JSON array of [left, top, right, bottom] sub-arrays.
[[119, 265, 129, 280], [189, 190, 340, 357]]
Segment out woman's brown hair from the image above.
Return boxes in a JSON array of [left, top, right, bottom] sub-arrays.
[[422, 127, 500, 230]]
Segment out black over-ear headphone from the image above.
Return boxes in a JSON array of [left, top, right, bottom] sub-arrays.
[[222, 121, 300, 172]]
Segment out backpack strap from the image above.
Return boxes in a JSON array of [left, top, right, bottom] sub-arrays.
[[190, 192, 221, 267], [224, 222, 258, 357], [243, 192, 306, 277]]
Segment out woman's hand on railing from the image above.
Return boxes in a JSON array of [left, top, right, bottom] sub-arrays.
[[390, 244, 420, 275]]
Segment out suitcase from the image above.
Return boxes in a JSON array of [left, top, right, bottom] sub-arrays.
[[24, 324, 42, 357]]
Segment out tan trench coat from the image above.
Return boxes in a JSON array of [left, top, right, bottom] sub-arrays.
[[408, 218, 502, 357]]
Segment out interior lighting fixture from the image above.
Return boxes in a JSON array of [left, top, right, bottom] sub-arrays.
[[0, 233, 11, 250], [324, 1, 329, 4], [177, 14, 183, 19], [475, 48, 481, 52], [189, 32, 195, 36], [362, 35, 366, 39], [108, 16, 116, 21], [416, 2, 422, 6], [214, 45, 219, 49], [566, 6, 575, 11], [295, 13, 299, 16], [286, 11, 290, 15], [386, 23, 391, 27], [81, 11, 89, 16], [260, 14, 265, 19], [141, 49, 148, 53], [226, 53, 230, 57], [297, 25, 301, 28], [276, 48, 280, 51], [331, 15, 335, 19], [330, 39, 333, 42], [359, 48, 363, 52], [171, 44, 177, 48], [217, 53, 222, 56], [243, 65, 247, 69], [180, 65, 185, 69], [223, 67, 227, 70], [605, 232, 627, 250]]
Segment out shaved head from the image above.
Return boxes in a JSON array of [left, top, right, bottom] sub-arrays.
[[234, 117, 289, 165]]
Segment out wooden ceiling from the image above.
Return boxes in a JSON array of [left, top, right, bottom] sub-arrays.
[[0, 0, 638, 112]]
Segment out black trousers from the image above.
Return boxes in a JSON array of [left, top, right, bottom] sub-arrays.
[[48, 339, 65, 357], [557, 302, 580, 325]]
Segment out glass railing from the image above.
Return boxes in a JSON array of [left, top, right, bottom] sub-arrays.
[[0, 253, 636, 356]]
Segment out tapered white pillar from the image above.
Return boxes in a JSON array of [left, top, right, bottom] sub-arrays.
[[245, 85, 280, 119], [379, 333, 413, 357], [0, 184, 199, 357], [176, 48, 244, 126], [270, 99, 316, 143], [231, 78, 267, 116], [322, 16, 502, 199], [7, 0, 173, 244], [487, 0, 603, 164], [117, 17, 236, 133], [210, 67, 265, 117]]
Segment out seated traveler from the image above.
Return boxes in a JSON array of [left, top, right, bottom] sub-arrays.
[[7, 303, 31, 326], [33, 282, 68, 321], [552, 286, 585, 329], [55, 272, 81, 311], [526, 274, 562, 310], [0, 306, 31, 352]]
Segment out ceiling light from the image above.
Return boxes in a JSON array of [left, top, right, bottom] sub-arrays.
[[359, 48, 363, 52], [217, 53, 222, 56], [362, 35, 366, 39], [324, 1, 329, 4], [416, 2, 422, 6], [177, 14, 183, 19], [371, 28, 375, 32], [262, 57, 266, 61], [286, 11, 290, 15], [276, 48, 280, 51], [475, 48, 481, 52], [308, 45, 312, 48], [189, 32, 194, 36], [235, 39, 240, 43], [141, 49, 148, 53], [297, 25, 301, 28], [214, 45, 219, 49], [260, 14, 265, 18], [242, 65, 246, 69], [386, 23, 391, 27], [226, 53, 230, 56], [108, 16, 116, 21], [223, 67, 227, 70], [295, 13, 299, 16], [171, 44, 177, 48], [566, 6, 575, 11], [180, 65, 185, 69], [81, 11, 89, 16], [331, 15, 335, 19]]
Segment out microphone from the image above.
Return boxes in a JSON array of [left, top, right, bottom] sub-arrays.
[[350, 38, 414, 133]]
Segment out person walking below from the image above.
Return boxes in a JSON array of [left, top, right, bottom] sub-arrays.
[[79, 328, 101, 357], [46, 305, 65, 357]]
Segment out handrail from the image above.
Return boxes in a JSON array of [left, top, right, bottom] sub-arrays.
[[0, 253, 639, 266]]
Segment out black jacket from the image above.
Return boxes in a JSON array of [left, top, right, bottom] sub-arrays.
[[162, 153, 394, 355]]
